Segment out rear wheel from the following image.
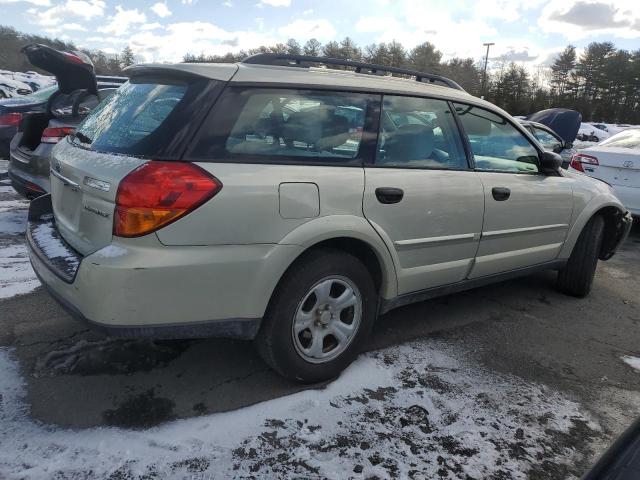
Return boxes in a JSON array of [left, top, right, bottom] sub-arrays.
[[557, 215, 605, 297], [255, 249, 376, 383]]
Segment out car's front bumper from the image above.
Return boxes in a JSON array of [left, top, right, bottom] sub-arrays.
[[601, 210, 634, 260], [26, 194, 303, 339]]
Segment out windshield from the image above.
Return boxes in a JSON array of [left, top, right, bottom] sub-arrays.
[[599, 129, 640, 149]]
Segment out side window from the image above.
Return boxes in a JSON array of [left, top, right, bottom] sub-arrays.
[[376, 96, 467, 169], [533, 127, 563, 152], [188, 88, 374, 163], [453, 103, 540, 173]]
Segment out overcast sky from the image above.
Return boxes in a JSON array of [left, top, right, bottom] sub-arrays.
[[3, 0, 640, 66]]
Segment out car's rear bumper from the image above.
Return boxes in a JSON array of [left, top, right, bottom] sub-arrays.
[[26, 194, 303, 339]]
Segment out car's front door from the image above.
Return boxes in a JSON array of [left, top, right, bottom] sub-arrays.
[[453, 103, 573, 278], [363, 96, 484, 294]]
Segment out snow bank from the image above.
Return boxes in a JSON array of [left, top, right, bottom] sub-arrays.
[[0, 340, 600, 479]]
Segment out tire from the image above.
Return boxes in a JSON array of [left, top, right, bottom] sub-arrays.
[[557, 215, 605, 297], [255, 248, 377, 383]]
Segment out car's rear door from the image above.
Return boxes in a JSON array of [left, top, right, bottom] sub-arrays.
[[453, 103, 573, 277], [362, 95, 484, 294]]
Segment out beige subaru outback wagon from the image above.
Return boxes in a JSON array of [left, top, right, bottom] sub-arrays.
[[27, 54, 632, 383]]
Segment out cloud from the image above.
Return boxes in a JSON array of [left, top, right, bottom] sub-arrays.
[[150, 2, 171, 18], [99, 5, 147, 36], [491, 48, 538, 62], [223, 0, 233, 6], [29, 0, 105, 26], [258, 0, 290, 6], [278, 19, 336, 41], [539, 0, 640, 39], [0, 0, 50, 6], [125, 21, 280, 62], [140, 22, 162, 31], [44, 22, 87, 34]]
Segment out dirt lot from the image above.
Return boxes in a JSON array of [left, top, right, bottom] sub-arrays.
[[1, 167, 639, 478]]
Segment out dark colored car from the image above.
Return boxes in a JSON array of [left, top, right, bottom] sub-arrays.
[[583, 417, 640, 479], [0, 84, 56, 160], [8, 44, 125, 198], [519, 108, 582, 168]]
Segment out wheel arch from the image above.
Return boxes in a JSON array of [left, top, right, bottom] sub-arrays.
[[276, 216, 398, 300], [560, 200, 628, 260]]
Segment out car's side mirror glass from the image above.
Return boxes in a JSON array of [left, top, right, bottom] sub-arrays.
[[540, 151, 562, 174]]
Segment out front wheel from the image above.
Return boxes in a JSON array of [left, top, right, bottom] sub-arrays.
[[255, 248, 377, 383], [557, 215, 605, 297]]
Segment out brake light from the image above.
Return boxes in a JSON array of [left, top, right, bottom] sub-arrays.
[[0, 112, 22, 127], [63, 52, 85, 64], [41, 127, 75, 144], [570, 153, 599, 173], [114, 161, 222, 237]]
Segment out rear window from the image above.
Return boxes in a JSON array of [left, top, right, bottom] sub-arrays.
[[187, 88, 377, 165], [72, 76, 218, 159]]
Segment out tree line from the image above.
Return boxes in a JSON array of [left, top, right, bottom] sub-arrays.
[[1, 24, 638, 122], [0, 25, 135, 76], [184, 37, 640, 123]]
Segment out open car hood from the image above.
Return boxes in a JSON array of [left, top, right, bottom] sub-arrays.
[[21, 44, 97, 95], [525, 108, 582, 144]]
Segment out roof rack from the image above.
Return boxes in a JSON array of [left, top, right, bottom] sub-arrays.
[[242, 53, 465, 91]]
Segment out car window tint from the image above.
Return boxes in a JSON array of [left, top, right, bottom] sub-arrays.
[[533, 127, 562, 151], [73, 78, 193, 156], [376, 96, 467, 169], [454, 103, 540, 173], [189, 88, 373, 164]]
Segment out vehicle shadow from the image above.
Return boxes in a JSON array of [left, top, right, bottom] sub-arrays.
[[6, 220, 639, 429]]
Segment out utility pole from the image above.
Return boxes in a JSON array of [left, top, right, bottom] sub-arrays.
[[481, 42, 494, 99]]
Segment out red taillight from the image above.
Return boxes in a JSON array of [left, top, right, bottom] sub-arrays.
[[41, 127, 75, 144], [114, 161, 222, 238], [570, 153, 599, 173], [0, 112, 22, 127], [63, 52, 85, 64]]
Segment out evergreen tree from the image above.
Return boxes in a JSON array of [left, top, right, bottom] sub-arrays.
[[550, 45, 576, 98], [120, 46, 135, 68], [303, 38, 322, 56]]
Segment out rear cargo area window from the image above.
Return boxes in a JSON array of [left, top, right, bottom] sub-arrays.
[[188, 88, 376, 164], [71, 77, 215, 158]]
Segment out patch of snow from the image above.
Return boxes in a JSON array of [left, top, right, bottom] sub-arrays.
[[0, 69, 55, 93], [0, 243, 39, 299], [621, 356, 640, 372], [0, 340, 600, 479], [0, 209, 27, 235], [94, 244, 128, 258], [31, 221, 79, 270]]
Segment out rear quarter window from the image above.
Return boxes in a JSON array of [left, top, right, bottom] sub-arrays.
[[72, 76, 220, 159], [187, 87, 378, 165]]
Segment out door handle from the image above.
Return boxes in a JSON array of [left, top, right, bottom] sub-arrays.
[[491, 187, 510, 201], [375, 187, 404, 204]]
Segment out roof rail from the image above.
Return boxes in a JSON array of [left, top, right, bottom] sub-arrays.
[[242, 53, 465, 91]]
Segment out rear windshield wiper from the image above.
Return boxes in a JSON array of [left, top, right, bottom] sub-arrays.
[[74, 132, 93, 144]]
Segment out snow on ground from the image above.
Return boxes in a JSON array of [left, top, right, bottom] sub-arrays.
[[621, 356, 640, 373], [0, 170, 40, 299], [0, 340, 600, 480]]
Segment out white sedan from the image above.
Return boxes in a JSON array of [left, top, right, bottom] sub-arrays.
[[570, 129, 640, 217]]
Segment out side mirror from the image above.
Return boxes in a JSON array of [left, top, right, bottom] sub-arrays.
[[564, 141, 573, 150], [540, 151, 562, 174]]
